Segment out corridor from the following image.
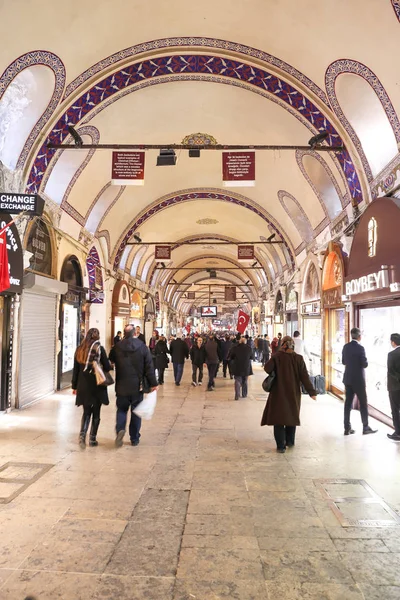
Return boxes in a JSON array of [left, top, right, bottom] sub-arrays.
[[0, 366, 398, 599]]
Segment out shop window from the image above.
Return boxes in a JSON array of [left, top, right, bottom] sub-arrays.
[[335, 74, 398, 177], [368, 217, 377, 258], [0, 66, 55, 170]]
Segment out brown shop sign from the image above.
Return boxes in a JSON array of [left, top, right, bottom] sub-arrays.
[[322, 287, 342, 307]]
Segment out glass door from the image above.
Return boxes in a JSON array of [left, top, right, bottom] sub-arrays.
[[329, 308, 345, 395]]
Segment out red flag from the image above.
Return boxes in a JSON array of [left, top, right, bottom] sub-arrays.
[[0, 231, 10, 293], [237, 310, 250, 334]]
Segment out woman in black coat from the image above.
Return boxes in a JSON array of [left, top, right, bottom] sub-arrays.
[[155, 335, 169, 385], [72, 328, 111, 449]]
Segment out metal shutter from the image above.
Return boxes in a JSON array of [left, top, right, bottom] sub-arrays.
[[19, 291, 57, 408]]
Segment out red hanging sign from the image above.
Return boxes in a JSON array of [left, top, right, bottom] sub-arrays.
[[224, 286, 236, 301], [222, 152, 255, 187], [111, 151, 145, 185], [237, 310, 250, 334], [155, 245, 171, 261], [238, 245, 254, 260], [0, 231, 10, 293]]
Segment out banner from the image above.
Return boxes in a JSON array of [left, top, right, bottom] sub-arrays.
[[238, 245, 254, 260], [155, 245, 171, 261], [0, 232, 10, 293], [237, 310, 250, 333], [187, 291, 196, 300], [222, 152, 255, 187], [224, 286, 236, 301], [111, 151, 145, 185]]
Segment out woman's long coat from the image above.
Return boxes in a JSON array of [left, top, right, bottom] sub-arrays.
[[155, 340, 170, 369], [72, 345, 111, 408], [261, 350, 316, 426]]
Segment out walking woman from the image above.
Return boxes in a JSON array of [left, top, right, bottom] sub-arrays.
[[261, 336, 316, 453], [155, 334, 169, 385], [72, 328, 111, 448]]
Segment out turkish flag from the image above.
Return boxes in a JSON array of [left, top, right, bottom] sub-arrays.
[[237, 310, 250, 333], [0, 231, 10, 293]]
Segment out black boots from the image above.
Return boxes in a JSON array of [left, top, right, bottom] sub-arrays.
[[89, 418, 101, 446], [79, 415, 91, 449]]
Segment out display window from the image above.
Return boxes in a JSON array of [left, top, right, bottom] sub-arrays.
[[329, 308, 346, 392], [303, 317, 322, 376], [358, 305, 400, 419]]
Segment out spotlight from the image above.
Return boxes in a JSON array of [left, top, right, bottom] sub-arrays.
[[157, 149, 177, 166], [308, 130, 329, 149], [189, 149, 201, 158], [267, 233, 276, 242], [133, 233, 142, 243], [67, 125, 83, 147], [245, 280, 250, 285], [252, 261, 258, 268], [160, 262, 166, 268]]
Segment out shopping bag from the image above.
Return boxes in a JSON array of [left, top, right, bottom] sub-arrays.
[[133, 390, 157, 420]]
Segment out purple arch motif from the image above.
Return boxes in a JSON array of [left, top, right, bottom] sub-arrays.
[[0, 50, 66, 169], [26, 49, 362, 207], [86, 246, 104, 304], [112, 191, 296, 271], [392, 1, 400, 20]]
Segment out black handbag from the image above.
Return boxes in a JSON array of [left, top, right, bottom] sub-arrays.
[[262, 371, 276, 393]]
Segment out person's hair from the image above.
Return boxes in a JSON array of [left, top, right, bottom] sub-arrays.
[[278, 332, 282, 338], [293, 331, 300, 338], [117, 331, 121, 335], [280, 336, 295, 351], [391, 333, 400, 346], [351, 328, 361, 340], [75, 328, 100, 365], [124, 324, 135, 338]]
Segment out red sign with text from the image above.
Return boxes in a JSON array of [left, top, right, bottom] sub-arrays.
[[238, 245, 254, 260], [155, 245, 171, 261], [224, 286, 237, 301], [111, 152, 145, 185], [223, 152, 255, 187]]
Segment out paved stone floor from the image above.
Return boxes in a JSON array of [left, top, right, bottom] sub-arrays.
[[0, 364, 400, 599]]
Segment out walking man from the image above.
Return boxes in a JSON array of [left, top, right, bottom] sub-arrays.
[[387, 333, 400, 441], [109, 325, 158, 447], [170, 333, 189, 386], [229, 334, 252, 400], [342, 328, 377, 436], [204, 334, 222, 391], [220, 334, 233, 379], [190, 336, 206, 386]]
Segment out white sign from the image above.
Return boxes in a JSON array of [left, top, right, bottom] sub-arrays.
[[345, 269, 389, 297]]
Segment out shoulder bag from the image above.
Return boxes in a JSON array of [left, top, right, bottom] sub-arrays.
[[262, 357, 276, 393], [85, 342, 114, 387]]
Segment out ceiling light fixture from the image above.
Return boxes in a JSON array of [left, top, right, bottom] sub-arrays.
[[160, 262, 166, 268], [308, 130, 329, 149], [67, 125, 83, 147], [267, 233, 276, 242], [156, 149, 177, 166], [252, 261, 258, 267], [133, 233, 142, 243], [189, 149, 201, 158]]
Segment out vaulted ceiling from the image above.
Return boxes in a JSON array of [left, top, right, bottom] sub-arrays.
[[1, 0, 400, 313]]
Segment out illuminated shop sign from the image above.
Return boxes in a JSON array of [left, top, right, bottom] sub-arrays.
[[345, 268, 389, 297]]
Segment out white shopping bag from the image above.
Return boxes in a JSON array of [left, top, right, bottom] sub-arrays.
[[133, 390, 157, 420]]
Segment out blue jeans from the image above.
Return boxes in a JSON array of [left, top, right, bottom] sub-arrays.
[[173, 362, 184, 384], [234, 376, 248, 399], [116, 394, 143, 443]]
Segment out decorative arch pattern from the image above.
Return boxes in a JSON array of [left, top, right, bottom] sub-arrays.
[[325, 59, 400, 183], [0, 51, 65, 169], [86, 246, 104, 304], [392, 1, 400, 21], [278, 190, 314, 251], [112, 189, 296, 271], [26, 43, 362, 209]]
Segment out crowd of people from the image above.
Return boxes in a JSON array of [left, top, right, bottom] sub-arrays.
[[71, 324, 400, 454]]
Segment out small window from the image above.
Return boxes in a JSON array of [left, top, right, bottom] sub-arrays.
[[368, 217, 377, 258]]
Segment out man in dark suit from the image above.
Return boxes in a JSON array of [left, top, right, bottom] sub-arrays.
[[342, 327, 377, 436], [387, 333, 400, 441]]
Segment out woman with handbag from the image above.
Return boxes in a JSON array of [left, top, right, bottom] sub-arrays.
[[261, 336, 317, 453], [72, 328, 112, 449], [154, 335, 169, 385]]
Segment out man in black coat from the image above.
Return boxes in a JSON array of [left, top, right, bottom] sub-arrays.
[[109, 325, 158, 447], [113, 331, 122, 346], [387, 333, 400, 441], [220, 335, 233, 379], [135, 326, 146, 344], [342, 327, 377, 436], [169, 334, 189, 386], [229, 335, 252, 400], [204, 335, 222, 391]]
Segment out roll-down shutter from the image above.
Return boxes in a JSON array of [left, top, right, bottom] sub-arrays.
[[19, 291, 57, 408]]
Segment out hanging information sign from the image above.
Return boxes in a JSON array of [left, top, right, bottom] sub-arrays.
[[111, 152, 145, 185]]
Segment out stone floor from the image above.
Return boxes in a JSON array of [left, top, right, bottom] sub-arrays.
[[0, 364, 400, 599]]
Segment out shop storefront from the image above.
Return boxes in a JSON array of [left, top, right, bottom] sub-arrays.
[[301, 262, 322, 376], [322, 243, 348, 398], [112, 280, 131, 340], [273, 291, 284, 338], [0, 214, 23, 411], [130, 289, 144, 330], [19, 218, 67, 407], [285, 285, 298, 337], [344, 196, 400, 425], [58, 256, 86, 390], [144, 295, 156, 343]]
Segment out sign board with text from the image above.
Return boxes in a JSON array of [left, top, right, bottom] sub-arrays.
[[224, 286, 236, 301], [155, 245, 171, 261], [111, 152, 145, 185], [0, 193, 44, 216], [222, 152, 255, 187], [187, 291, 196, 300], [238, 245, 254, 260]]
